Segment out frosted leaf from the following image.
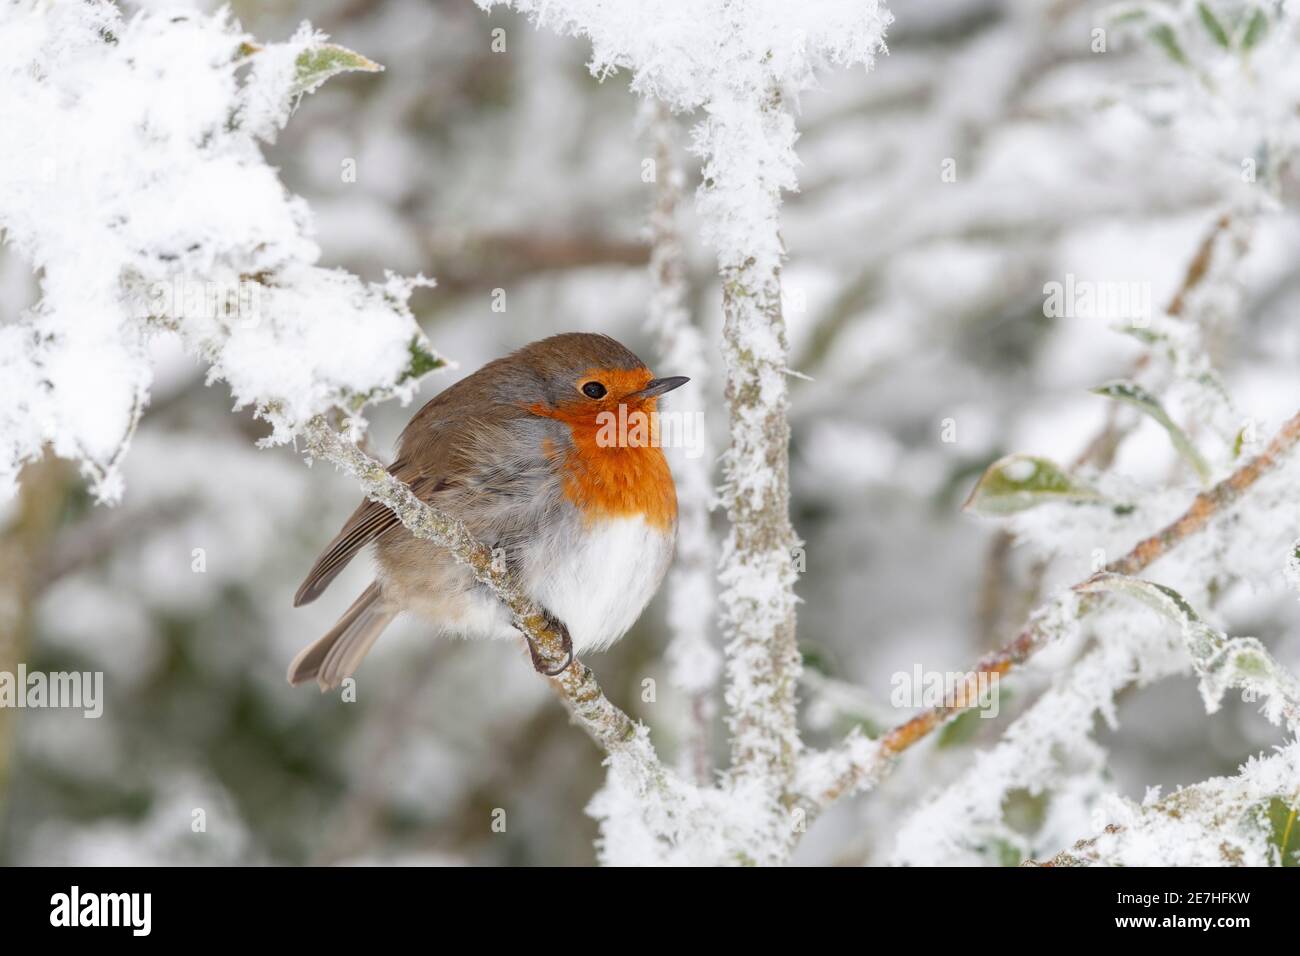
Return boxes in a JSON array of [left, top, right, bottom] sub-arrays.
[[1080, 573, 1300, 727], [291, 43, 383, 98], [1091, 380, 1212, 485], [962, 454, 1104, 516]]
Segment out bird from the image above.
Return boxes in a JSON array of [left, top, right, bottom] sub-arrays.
[[288, 332, 689, 691]]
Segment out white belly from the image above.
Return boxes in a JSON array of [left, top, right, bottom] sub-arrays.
[[521, 514, 675, 656]]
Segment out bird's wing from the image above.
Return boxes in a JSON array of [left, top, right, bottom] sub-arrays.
[[430, 412, 568, 554], [292, 457, 439, 607], [293, 378, 493, 607], [293, 385, 559, 607], [294, 360, 568, 607]]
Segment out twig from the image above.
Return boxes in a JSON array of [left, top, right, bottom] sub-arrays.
[[426, 229, 649, 296], [33, 501, 190, 593], [807, 408, 1300, 808], [0, 455, 77, 824], [1167, 213, 1233, 318], [1024, 826, 1120, 867], [975, 528, 1014, 647]]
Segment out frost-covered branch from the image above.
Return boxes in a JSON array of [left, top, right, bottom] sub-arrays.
[[644, 104, 720, 785], [889, 567, 1300, 865], [0, 3, 434, 501], [805, 408, 1300, 809], [709, 84, 803, 801], [301, 418, 658, 758]]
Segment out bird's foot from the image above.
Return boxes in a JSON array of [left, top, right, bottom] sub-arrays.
[[524, 609, 573, 676]]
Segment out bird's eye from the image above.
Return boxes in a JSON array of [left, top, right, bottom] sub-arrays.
[[581, 381, 607, 399]]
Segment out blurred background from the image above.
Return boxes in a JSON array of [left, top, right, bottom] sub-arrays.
[[2, 0, 1298, 865]]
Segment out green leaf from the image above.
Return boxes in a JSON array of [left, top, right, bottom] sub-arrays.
[[937, 708, 982, 748], [801, 645, 834, 676], [292, 43, 383, 97], [1117, 325, 1162, 346], [1240, 8, 1268, 50], [1196, 3, 1231, 48], [1091, 380, 1211, 485], [1108, 6, 1152, 26], [1148, 23, 1190, 66], [1267, 797, 1300, 866], [962, 454, 1102, 516], [938, 685, 1009, 748], [1111, 324, 1234, 410], [401, 336, 444, 383], [1232, 424, 1249, 459], [978, 837, 1026, 868], [1003, 788, 1049, 837]]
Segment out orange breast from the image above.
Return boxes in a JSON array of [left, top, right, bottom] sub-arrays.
[[534, 398, 677, 531]]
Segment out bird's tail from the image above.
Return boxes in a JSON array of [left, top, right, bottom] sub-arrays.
[[287, 581, 396, 691]]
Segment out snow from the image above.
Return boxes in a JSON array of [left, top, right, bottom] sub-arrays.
[[1111, 2, 1300, 207], [1073, 741, 1300, 867], [475, 0, 891, 277], [588, 725, 802, 866], [0, 3, 434, 501]]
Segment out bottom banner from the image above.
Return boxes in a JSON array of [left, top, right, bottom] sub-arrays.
[[0, 864, 1282, 940]]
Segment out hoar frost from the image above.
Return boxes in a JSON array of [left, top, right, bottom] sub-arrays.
[[0, 2, 435, 501]]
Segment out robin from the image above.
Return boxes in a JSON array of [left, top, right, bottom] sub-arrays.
[[288, 332, 689, 690]]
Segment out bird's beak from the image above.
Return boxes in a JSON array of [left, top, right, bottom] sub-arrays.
[[629, 376, 690, 400]]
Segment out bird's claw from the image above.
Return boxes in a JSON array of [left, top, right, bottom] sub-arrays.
[[525, 610, 574, 676]]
